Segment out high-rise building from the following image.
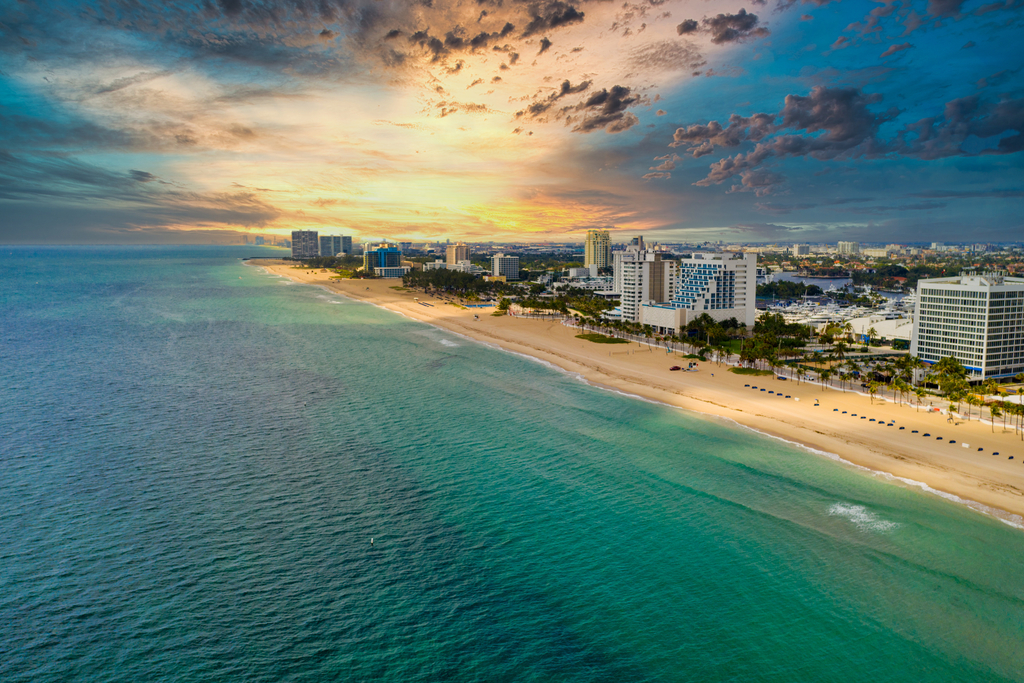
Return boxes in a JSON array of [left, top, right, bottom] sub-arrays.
[[584, 230, 611, 270], [320, 235, 342, 257], [446, 242, 470, 265], [341, 236, 353, 255], [363, 243, 409, 277], [254, 236, 265, 246], [645, 252, 757, 329], [613, 237, 675, 323], [291, 230, 319, 259], [491, 253, 520, 280], [837, 241, 860, 254], [793, 244, 810, 255], [910, 272, 1024, 380]]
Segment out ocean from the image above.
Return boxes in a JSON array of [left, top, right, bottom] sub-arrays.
[[2, 246, 1022, 682]]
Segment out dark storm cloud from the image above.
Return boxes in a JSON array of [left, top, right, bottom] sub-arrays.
[[538, 37, 553, 54], [572, 85, 640, 133], [672, 87, 1024, 190], [675, 9, 769, 44], [899, 96, 1024, 158], [676, 19, 698, 35], [521, 2, 586, 38]]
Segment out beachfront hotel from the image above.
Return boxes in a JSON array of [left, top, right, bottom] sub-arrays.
[[446, 242, 470, 265], [291, 230, 319, 259], [613, 237, 675, 323], [491, 254, 521, 281], [584, 230, 611, 270], [911, 271, 1024, 380], [640, 252, 757, 333], [363, 243, 410, 278]]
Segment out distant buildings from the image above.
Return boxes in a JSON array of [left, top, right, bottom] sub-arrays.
[[793, 244, 810, 255], [254, 236, 265, 246], [837, 241, 860, 254], [491, 253, 520, 280], [911, 272, 1024, 380], [363, 243, 409, 278], [341, 236, 353, 255], [613, 237, 675, 323], [446, 242, 470, 265], [291, 230, 319, 259], [584, 230, 611, 270]]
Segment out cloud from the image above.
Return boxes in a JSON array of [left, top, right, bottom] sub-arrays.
[[129, 170, 158, 182], [880, 42, 912, 58], [521, 2, 586, 38], [927, 0, 968, 17], [572, 85, 641, 133], [899, 96, 1024, 158], [728, 169, 785, 196], [676, 19, 699, 35], [675, 9, 769, 44], [516, 79, 592, 118], [538, 37, 553, 54], [649, 153, 679, 171], [674, 87, 1024, 191], [642, 172, 671, 179], [675, 86, 898, 187], [656, 109, 666, 116]]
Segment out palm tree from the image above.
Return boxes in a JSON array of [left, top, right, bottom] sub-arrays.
[[866, 326, 878, 347], [913, 387, 927, 412], [868, 381, 880, 404], [989, 403, 1001, 433]]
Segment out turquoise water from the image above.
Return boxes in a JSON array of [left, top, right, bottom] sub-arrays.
[[2, 246, 1023, 682]]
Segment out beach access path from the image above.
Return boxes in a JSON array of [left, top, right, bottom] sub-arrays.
[[254, 261, 1024, 524]]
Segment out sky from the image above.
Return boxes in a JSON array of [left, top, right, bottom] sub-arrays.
[[1, 0, 1022, 245]]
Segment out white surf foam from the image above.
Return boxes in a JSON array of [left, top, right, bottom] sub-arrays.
[[828, 503, 900, 532]]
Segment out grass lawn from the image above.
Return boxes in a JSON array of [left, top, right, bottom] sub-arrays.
[[576, 333, 630, 344], [389, 286, 409, 291], [729, 367, 775, 376]]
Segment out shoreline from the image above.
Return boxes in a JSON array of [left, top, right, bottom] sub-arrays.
[[250, 260, 1024, 526]]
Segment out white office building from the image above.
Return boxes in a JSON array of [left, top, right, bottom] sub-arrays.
[[911, 272, 1024, 380], [641, 252, 757, 333], [793, 244, 810, 256], [491, 253, 520, 281], [613, 237, 675, 323], [837, 241, 860, 254]]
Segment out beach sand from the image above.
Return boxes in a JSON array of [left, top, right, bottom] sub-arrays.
[[253, 261, 1024, 524]]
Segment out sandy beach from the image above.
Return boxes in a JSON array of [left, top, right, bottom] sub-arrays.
[[252, 260, 1024, 524]]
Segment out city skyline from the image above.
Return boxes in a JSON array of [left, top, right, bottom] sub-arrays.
[[1, 0, 1021, 245]]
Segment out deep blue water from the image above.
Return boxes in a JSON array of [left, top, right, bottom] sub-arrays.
[[1, 246, 1022, 682]]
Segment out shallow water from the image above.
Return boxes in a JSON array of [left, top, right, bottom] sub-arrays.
[[1, 247, 1022, 682]]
